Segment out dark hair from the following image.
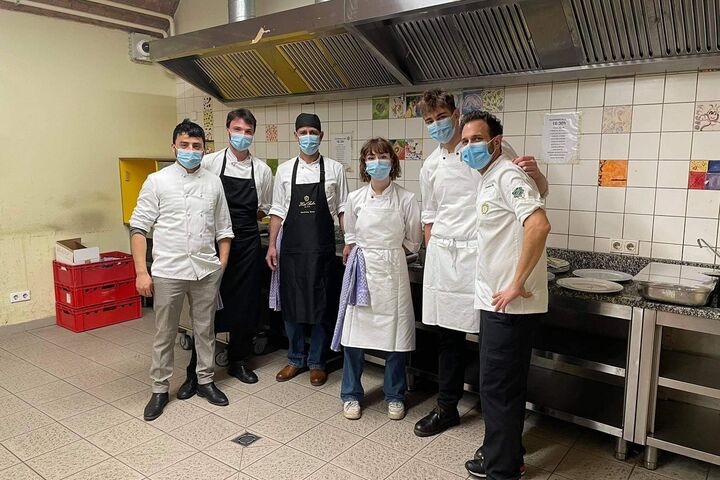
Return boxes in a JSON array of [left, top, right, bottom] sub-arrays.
[[226, 108, 257, 132], [359, 138, 402, 182], [173, 119, 206, 145], [460, 110, 503, 138], [418, 89, 456, 116]]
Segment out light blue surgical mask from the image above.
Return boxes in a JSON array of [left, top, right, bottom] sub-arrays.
[[230, 133, 253, 151], [176, 149, 203, 169], [365, 159, 392, 180], [427, 117, 456, 144], [461, 140, 495, 170], [298, 134, 321, 155]]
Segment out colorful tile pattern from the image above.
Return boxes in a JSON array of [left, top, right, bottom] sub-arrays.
[[390, 96, 406, 119], [202, 96, 214, 141], [694, 103, 720, 131], [265, 124, 278, 143], [601, 106, 632, 133], [388, 139, 422, 161], [598, 160, 628, 187], [482, 88, 505, 112], [405, 95, 422, 118], [372, 97, 389, 120], [687, 160, 720, 190], [461, 90, 483, 115]]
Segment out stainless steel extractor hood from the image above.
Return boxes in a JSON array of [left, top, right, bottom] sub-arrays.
[[151, 0, 720, 105]]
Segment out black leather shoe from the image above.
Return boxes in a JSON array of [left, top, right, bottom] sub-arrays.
[[228, 364, 258, 384], [143, 393, 169, 421], [196, 382, 229, 406], [413, 404, 460, 437], [468, 451, 525, 478], [177, 377, 198, 400]]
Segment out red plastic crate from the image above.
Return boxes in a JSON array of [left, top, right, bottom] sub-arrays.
[[53, 251, 135, 288], [55, 297, 142, 332], [54, 279, 137, 308]]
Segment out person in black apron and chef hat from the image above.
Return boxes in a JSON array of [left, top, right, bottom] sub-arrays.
[[267, 113, 349, 387], [176, 109, 274, 400]]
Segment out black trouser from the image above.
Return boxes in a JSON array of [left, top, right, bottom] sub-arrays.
[[186, 326, 254, 379], [437, 327, 468, 410], [479, 310, 539, 480]]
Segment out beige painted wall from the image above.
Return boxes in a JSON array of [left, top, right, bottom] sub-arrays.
[[0, 10, 177, 326], [174, 0, 314, 34]]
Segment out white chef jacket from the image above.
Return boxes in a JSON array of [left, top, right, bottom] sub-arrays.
[[269, 156, 348, 220], [130, 162, 234, 281], [475, 153, 548, 314], [344, 182, 422, 253], [202, 149, 274, 214]]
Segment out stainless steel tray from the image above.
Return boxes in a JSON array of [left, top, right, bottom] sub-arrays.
[[636, 281, 713, 307]]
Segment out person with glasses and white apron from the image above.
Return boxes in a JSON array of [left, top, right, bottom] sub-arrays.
[[335, 137, 422, 421]]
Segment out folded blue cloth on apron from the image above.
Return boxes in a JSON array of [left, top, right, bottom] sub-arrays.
[[269, 227, 283, 311], [331, 245, 370, 352]]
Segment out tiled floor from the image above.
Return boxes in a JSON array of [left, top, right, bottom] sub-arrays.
[[0, 312, 718, 480]]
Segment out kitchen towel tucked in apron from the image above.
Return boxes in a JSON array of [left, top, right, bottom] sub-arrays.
[[331, 245, 369, 352]]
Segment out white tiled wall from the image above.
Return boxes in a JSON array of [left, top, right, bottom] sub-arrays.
[[177, 71, 720, 263]]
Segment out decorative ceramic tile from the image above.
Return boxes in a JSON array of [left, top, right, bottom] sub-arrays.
[[694, 102, 720, 131], [390, 95, 406, 119], [247, 408, 318, 443], [462, 90, 484, 114], [115, 434, 197, 477], [690, 160, 709, 172], [372, 97, 390, 120], [405, 94, 423, 118], [452, 91, 464, 111], [266, 158, 279, 175], [331, 438, 410, 479], [602, 106, 633, 133], [26, 439, 109, 480], [204, 432, 281, 470], [405, 138, 423, 160], [65, 458, 144, 480], [688, 171, 707, 189], [61, 404, 132, 437], [287, 391, 342, 421], [242, 445, 323, 480], [265, 124, 278, 142], [386, 458, 464, 480], [482, 88, 505, 112], [707, 172, 720, 190], [1, 422, 80, 461], [150, 452, 236, 480], [169, 413, 242, 450], [598, 160, 628, 187], [390, 139, 407, 160], [288, 423, 362, 461]]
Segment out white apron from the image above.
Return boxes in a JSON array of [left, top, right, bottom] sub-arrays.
[[422, 154, 481, 333], [341, 186, 415, 352]]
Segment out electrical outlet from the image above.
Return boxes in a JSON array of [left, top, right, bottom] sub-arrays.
[[610, 239, 624, 253], [9, 290, 31, 303], [624, 240, 639, 255]]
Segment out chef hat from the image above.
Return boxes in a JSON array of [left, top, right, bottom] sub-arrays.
[[295, 113, 322, 132]]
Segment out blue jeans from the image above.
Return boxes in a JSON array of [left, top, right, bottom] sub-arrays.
[[341, 347, 407, 403], [285, 321, 329, 370]]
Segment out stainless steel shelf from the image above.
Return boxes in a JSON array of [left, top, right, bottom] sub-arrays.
[[647, 398, 720, 465], [658, 350, 720, 400]]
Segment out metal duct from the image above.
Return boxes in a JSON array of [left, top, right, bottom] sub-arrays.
[[229, 0, 255, 23]]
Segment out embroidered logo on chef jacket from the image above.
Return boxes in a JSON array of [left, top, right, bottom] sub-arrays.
[[481, 202, 490, 215]]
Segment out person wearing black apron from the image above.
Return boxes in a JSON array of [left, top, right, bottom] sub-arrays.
[[178, 109, 273, 399], [267, 113, 348, 387]]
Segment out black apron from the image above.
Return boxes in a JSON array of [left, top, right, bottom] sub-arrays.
[[279, 157, 338, 326], [215, 149, 261, 333]]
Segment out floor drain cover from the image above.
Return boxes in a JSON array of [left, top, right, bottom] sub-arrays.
[[232, 432, 260, 446]]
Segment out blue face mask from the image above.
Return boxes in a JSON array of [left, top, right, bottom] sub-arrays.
[[176, 149, 203, 169], [230, 133, 253, 151], [298, 134, 321, 155], [461, 140, 495, 170], [365, 159, 392, 180], [427, 117, 456, 144]]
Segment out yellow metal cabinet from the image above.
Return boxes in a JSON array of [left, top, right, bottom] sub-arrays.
[[119, 158, 174, 224]]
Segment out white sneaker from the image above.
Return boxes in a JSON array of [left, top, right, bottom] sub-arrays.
[[388, 401, 405, 420], [343, 400, 361, 420]]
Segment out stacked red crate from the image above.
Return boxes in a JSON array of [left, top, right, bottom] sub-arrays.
[[53, 251, 141, 332]]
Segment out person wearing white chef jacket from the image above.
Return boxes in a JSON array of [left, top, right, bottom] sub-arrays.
[[414, 89, 549, 438], [337, 137, 422, 421]]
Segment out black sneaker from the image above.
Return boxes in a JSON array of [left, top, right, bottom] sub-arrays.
[[466, 451, 526, 478]]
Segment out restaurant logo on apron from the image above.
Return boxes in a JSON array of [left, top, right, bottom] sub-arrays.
[[299, 194, 317, 213]]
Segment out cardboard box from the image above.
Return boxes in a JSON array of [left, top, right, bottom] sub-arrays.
[[55, 238, 100, 265]]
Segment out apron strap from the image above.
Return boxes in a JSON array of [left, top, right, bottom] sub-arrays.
[[220, 148, 229, 176]]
